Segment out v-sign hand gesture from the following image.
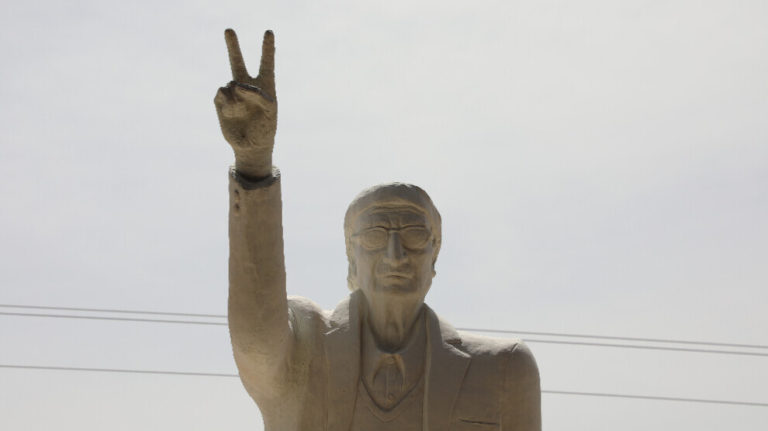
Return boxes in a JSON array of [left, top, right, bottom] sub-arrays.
[[214, 29, 277, 179]]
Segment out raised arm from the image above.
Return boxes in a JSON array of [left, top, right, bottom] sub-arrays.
[[214, 29, 291, 394]]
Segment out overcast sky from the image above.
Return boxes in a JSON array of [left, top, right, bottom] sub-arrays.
[[1, 0, 767, 429]]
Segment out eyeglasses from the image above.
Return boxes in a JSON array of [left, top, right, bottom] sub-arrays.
[[352, 226, 432, 251]]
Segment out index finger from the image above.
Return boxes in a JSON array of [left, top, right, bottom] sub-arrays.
[[225, 28, 249, 82], [259, 30, 275, 77]]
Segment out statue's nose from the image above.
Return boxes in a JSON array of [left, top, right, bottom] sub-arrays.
[[384, 231, 406, 263]]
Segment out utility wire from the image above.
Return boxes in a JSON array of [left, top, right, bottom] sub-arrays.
[[522, 338, 768, 357], [0, 311, 226, 326], [3, 303, 766, 350], [541, 390, 768, 408], [460, 327, 768, 350], [0, 303, 224, 319], [3, 310, 768, 357], [2, 364, 766, 408], [0, 364, 236, 378]]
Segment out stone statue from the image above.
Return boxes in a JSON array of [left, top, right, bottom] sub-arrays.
[[214, 29, 542, 431]]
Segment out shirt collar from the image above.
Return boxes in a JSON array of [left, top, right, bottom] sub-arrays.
[[360, 309, 427, 391]]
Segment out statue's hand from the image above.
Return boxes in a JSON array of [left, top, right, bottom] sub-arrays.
[[214, 29, 277, 179]]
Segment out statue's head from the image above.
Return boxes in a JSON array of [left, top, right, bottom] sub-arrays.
[[344, 183, 442, 304]]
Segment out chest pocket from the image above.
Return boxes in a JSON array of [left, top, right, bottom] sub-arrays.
[[453, 419, 501, 431]]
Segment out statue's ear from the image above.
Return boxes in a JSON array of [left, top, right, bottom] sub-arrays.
[[347, 261, 358, 291]]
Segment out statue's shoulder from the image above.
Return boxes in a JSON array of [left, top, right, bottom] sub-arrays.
[[454, 331, 526, 358], [454, 331, 539, 389], [427, 307, 525, 358], [287, 295, 333, 331], [286, 292, 360, 334], [426, 306, 533, 362], [456, 330, 537, 370], [287, 295, 324, 314]]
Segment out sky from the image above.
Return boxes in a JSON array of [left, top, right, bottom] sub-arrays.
[[1, 0, 767, 429]]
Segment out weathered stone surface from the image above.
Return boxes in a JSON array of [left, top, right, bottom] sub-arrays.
[[214, 28, 541, 431]]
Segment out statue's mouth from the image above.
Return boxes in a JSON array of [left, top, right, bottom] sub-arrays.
[[379, 272, 412, 280]]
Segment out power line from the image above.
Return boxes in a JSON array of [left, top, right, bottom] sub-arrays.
[[523, 338, 768, 357], [542, 390, 768, 408], [0, 364, 235, 378], [460, 327, 768, 350], [2, 364, 766, 408], [3, 310, 768, 358], [0, 303, 224, 319], [0, 311, 226, 326], [3, 303, 766, 351]]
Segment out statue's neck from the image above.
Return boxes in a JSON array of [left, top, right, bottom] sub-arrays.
[[363, 296, 425, 352]]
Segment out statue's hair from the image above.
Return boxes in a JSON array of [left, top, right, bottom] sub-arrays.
[[343, 183, 442, 291]]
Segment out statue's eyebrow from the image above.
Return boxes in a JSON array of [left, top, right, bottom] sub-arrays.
[[367, 220, 393, 228], [357, 215, 392, 229], [400, 223, 428, 229]]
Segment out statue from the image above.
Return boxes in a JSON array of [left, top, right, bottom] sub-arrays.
[[214, 28, 541, 431]]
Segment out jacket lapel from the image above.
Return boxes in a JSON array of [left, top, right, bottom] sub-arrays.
[[324, 298, 470, 431], [324, 291, 362, 431], [424, 306, 471, 431]]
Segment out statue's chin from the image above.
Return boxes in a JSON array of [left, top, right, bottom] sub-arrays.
[[369, 277, 424, 297]]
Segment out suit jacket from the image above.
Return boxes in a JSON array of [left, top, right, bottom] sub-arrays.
[[228, 168, 541, 431]]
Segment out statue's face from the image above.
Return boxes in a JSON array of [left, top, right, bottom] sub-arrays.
[[350, 205, 436, 302]]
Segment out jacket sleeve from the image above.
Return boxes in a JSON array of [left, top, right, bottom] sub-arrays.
[[227, 166, 293, 396], [502, 342, 542, 431]]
